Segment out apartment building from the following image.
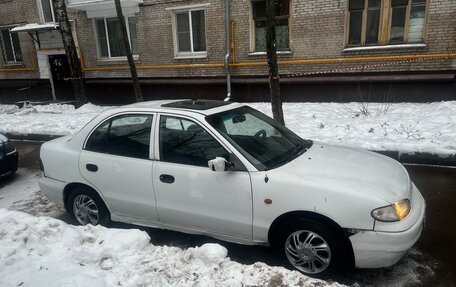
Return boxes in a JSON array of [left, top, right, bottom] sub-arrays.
[[1, 0, 455, 104]]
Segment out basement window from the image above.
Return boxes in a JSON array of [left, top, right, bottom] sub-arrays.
[[0, 26, 23, 65], [94, 16, 138, 59]]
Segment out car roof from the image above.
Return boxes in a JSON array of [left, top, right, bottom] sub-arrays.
[[110, 99, 244, 116]]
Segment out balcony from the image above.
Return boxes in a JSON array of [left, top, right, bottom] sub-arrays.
[[67, 0, 143, 18]]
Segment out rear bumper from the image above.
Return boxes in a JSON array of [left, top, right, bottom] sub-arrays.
[[349, 184, 426, 268], [0, 149, 18, 177], [38, 176, 66, 207]]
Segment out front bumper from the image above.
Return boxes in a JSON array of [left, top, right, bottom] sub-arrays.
[[0, 149, 18, 177], [349, 183, 426, 268]]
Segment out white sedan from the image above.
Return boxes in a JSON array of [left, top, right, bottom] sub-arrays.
[[39, 100, 425, 276]]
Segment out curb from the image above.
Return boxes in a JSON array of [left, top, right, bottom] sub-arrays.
[[6, 133, 64, 142], [5, 133, 456, 167], [373, 150, 456, 167]]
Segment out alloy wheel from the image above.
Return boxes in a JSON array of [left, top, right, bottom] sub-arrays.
[[73, 194, 100, 225], [285, 230, 332, 274]]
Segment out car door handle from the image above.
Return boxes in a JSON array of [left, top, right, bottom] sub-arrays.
[[86, 164, 98, 172], [159, 174, 175, 184]]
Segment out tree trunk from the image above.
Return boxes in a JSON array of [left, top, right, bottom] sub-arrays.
[[114, 0, 143, 102], [266, 0, 285, 125], [52, 0, 87, 108]]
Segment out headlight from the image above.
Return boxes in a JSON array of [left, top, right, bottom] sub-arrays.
[[5, 141, 16, 154], [371, 199, 411, 222]]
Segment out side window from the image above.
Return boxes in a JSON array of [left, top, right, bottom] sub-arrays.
[[159, 115, 229, 167], [86, 114, 153, 159]]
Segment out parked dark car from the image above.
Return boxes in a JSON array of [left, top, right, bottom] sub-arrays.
[[0, 134, 18, 177]]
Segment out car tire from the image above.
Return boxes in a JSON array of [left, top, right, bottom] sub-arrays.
[[276, 217, 351, 277], [67, 187, 110, 226]]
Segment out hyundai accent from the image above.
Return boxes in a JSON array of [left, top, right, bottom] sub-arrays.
[[39, 100, 425, 275]]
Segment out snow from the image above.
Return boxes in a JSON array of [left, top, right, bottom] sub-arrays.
[[0, 103, 109, 136], [0, 100, 449, 285], [1, 101, 455, 156], [0, 208, 345, 287], [0, 169, 436, 287], [10, 23, 59, 32]]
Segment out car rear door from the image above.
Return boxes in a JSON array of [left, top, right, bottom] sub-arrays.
[[152, 114, 253, 241], [79, 113, 158, 222]]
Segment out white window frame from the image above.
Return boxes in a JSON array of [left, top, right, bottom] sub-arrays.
[[93, 16, 139, 60], [0, 25, 23, 65], [39, 0, 56, 23], [171, 8, 208, 59]]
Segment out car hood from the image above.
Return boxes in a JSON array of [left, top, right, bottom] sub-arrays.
[[278, 142, 411, 204]]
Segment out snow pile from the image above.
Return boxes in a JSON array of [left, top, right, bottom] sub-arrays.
[[0, 209, 344, 287], [0, 104, 19, 114], [0, 103, 111, 136], [250, 101, 456, 156], [1, 101, 456, 155]]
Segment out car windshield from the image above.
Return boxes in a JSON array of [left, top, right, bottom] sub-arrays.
[[206, 106, 312, 170]]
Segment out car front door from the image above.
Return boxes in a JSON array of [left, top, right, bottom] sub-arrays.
[[79, 113, 158, 222], [153, 114, 253, 241]]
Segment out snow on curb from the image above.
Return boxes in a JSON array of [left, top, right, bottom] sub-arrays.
[[0, 209, 345, 287]]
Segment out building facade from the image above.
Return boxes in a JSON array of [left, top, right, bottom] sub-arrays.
[[1, 0, 455, 104]]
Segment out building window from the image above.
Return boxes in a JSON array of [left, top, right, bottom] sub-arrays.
[[390, 0, 426, 43], [0, 27, 23, 64], [95, 16, 138, 59], [252, 0, 290, 52], [347, 0, 427, 47], [174, 9, 206, 56], [41, 0, 55, 23]]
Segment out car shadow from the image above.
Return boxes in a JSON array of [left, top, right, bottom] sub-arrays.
[[0, 172, 18, 189]]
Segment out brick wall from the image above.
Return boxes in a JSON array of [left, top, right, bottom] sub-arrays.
[[69, 0, 455, 79], [0, 0, 41, 80]]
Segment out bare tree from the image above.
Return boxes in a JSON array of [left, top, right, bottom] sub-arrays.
[[114, 0, 143, 102], [266, 0, 284, 125], [53, 0, 87, 107]]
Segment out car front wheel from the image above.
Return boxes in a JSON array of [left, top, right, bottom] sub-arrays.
[[278, 218, 350, 276], [68, 187, 110, 226]]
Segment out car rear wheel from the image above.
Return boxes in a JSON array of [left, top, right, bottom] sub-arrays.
[[277, 218, 350, 276], [68, 187, 110, 226]]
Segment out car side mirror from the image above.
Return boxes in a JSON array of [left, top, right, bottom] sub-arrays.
[[208, 157, 229, 172]]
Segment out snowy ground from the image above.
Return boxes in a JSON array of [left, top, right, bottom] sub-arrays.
[[0, 169, 435, 287], [0, 101, 445, 286], [0, 171, 344, 287], [1, 101, 456, 156]]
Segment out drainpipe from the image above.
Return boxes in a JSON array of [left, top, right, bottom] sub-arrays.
[[224, 0, 231, 102]]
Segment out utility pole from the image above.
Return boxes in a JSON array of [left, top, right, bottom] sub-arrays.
[[114, 0, 143, 102], [266, 0, 285, 125], [53, 0, 87, 108]]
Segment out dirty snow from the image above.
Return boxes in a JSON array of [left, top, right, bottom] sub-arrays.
[[1, 101, 455, 156], [0, 208, 346, 287]]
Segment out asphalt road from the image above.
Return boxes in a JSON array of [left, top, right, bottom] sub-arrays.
[[10, 140, 456, 286]]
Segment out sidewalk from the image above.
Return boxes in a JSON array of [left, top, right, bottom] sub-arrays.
[[7, 132, 456, 167]]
